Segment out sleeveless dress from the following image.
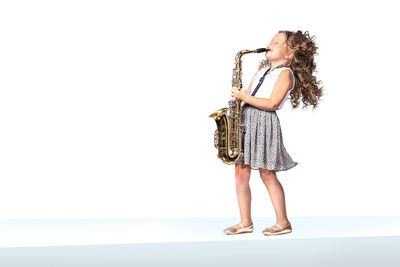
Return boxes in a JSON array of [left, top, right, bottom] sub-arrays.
[[235, 66, 298, 171]]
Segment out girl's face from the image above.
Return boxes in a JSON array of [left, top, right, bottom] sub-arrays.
[[266, 33, 289, 62]]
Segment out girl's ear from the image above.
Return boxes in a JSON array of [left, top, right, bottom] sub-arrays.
[[288, 51, 295, 63]]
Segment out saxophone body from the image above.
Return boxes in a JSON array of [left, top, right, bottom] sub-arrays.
[[209, 48, 267, 164]]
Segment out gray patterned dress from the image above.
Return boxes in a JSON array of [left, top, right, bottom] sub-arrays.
[[235, 67, 298, 171]]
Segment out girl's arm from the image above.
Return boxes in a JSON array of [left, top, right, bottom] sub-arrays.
[[242, 69, 293, 111]]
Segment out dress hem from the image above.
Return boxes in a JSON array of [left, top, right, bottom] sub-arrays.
[[235, 161, 298, 172]]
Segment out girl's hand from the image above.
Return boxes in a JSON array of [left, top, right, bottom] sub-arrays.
[[231, 87, 250, 101]]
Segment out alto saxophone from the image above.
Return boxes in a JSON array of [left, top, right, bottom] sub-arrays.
[[209, 48, 267, 164]]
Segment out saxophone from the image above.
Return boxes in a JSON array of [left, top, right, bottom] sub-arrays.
[[209, 48, 267, 164]]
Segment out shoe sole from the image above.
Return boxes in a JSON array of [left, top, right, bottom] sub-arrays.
[[224, 229, 253, 235], [263, 229, 292, 236]]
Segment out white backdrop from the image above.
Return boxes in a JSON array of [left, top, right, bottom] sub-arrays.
[[0, 0, 399, 220]]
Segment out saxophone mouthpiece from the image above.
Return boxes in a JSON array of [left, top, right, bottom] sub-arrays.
[[254, 48, 268, 53]]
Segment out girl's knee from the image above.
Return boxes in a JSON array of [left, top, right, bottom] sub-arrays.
[[235, 164, 251, 174], [235, 164, 251, 183], [259, 168, 275, 175], [259, 168, 276, 181]]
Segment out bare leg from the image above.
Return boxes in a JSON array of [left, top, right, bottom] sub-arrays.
[[230, 164, 253, 229], [259, 168, 291, 230]]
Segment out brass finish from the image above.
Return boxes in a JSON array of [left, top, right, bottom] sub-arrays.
[[209, 48, 267, 164]]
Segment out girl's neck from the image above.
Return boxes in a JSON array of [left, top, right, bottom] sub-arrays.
[[269, 60, 287, 71]]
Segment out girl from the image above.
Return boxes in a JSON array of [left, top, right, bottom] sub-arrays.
[[224, 30, 324, 236]]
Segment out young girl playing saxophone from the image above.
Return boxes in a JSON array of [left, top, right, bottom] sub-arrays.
[[225, 30, 324, 236]]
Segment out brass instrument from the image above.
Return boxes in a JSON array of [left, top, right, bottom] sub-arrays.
[[209, 48, 268, 164]]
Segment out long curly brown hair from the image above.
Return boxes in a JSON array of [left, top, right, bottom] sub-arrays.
[[258, 30, 324, 110]]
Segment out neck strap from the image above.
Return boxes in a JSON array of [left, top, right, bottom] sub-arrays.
[[250, 65, 285, 97]]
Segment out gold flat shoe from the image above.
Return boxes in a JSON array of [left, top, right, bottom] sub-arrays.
[[224, 222, 254, 235], [262, 223, 292, 236]]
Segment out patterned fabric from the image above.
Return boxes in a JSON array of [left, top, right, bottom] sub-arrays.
[[235, 104, 298, 171]]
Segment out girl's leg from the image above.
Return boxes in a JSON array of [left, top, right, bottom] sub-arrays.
[[259, 168, 291, 230], [230, 164, 253, 229]]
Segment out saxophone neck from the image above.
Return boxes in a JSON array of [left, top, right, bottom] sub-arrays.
[[234, 48, 267, 69], [235, 48, 267, 59]]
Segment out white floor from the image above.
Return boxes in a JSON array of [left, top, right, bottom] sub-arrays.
[[1, 215, 400, 248], [0, 216, 399, 266]]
